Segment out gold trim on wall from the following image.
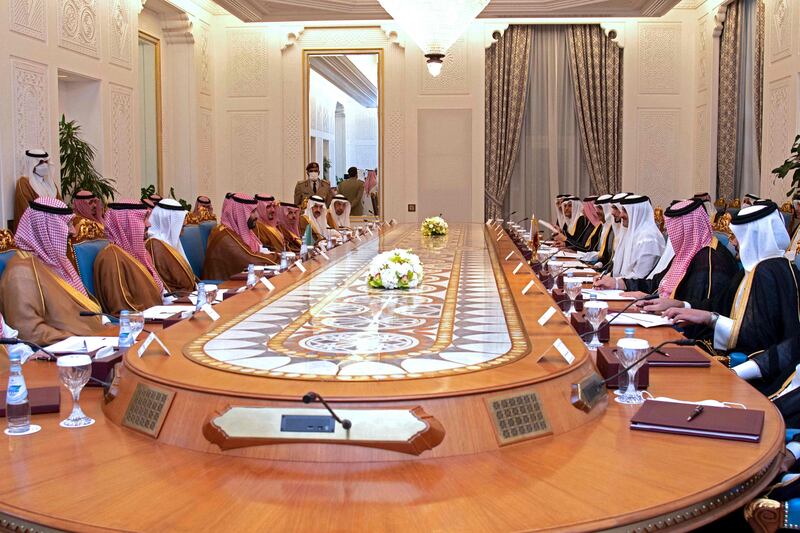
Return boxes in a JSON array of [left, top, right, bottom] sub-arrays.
[[302, 47, 384, 220], [138, 30, 164, 195]]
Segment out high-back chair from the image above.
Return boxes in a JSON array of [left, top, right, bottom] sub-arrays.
[[0, 229, 17, 279]]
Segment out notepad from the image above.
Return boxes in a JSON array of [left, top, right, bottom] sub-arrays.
[[46, 336, 118, 354], [630, 400, 763, 443], [143, 305, 196, 321], [582, 289, 635, 301], [607, 312, 672, 328]]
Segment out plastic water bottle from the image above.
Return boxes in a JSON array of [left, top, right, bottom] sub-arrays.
[[246, 264, 257, 289], [300, 243, 308, 260], [195, 282, 207, 312], [280, 251, 289, 271], [118, 310, 133, 348], [327, 235, 334, 249], [5, 352, 31, 434], [625, 327, 635, 338]]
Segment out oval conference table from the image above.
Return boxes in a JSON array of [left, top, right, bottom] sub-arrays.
[[0, 223, 784, 532]]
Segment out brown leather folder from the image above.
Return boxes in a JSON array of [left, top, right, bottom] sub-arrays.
[[630, 400, 764, 443], [648, 347, 711, 367], [0, 386, 60, 416]]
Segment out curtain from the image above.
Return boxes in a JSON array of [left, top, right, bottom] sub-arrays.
[[507, 27, 590, 223], [485, 26, 533, 219], [717, 0, 764, 200], [566, 25, 623, 195]]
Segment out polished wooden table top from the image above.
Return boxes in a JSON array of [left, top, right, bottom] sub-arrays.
[[0, 223, 784, 532]]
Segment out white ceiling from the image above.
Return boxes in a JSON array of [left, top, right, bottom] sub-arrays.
[[211, 0, 684, 23]]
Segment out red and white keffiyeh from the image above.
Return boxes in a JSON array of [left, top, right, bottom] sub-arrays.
[[277, 202, 300, 237], [105, 200, 165, 291], [255, 195, 278, 227], [658, 200, 712, 297], [72, 190, 104, 224], [220, 193, 261, 253], [582, 199, 601, 227], [15, 197, 88, 295]]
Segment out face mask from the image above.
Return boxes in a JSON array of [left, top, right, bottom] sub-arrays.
[[34, 162, 49, 177], [308, 172, 319, 181]]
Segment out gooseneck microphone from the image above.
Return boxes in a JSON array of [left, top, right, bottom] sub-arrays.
[[80, 310, 118, 321], [577, 290, 660, 339], [570, 338, 697, 413], [0, 337, 110, 386], [302, 392, 352, 430]]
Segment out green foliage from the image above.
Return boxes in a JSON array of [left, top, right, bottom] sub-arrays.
[[59, 115, 117, 202], [772, 134, 800, 198], [140, 184, 191, 211], [322, 156, 331, 180]]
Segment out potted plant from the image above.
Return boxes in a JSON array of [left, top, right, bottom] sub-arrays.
[[772, 134, 800, 199], [59, 115, 117, 202]]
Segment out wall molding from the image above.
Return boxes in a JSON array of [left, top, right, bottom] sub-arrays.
[[162, 12, 194, 44]]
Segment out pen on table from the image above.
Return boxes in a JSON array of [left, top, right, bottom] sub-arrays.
[[687, 405, 704, 422]]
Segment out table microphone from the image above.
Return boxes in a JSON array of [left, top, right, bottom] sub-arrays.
[[576, 290, 660, 339], [570, 338, 696, 413], [80, 310, 118, 322], [302, 391, 352, 430], [0, 337, 111, 386]]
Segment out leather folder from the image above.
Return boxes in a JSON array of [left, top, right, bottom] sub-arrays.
[[648, 347, 711, 367], [0, 386, 60, 416], [630, 400, 764, 443]]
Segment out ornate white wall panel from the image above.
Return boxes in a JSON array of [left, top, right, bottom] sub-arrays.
[[10, 0, 46, 41], [230, 112, 268, 193], [11, 58, 50, 180], [198, 20, 212, 96], [198, 108, 214, 195], [636, 109, 680, 207], [638, 22, 682, 95], [226, 28, 268, 97], [109, 84, 135, 198], [298, 27, 388, 49], [109, 0, 132, 68], [769, 0, 793, 62], [763, 77, 792, 198], [694, 105, 709, 193], [696, 14, 709, 93], [420, 37, 469, 95], [58, 0, 100, 58], [386, 111, 404, 161]]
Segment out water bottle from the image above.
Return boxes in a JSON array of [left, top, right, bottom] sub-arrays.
[[195, 282, 207, 312], [5, 352, 31, 434], [118, 310, 133, 348], [280, 251, 289, 271], [327, 235, 334, 249], [616, 328, 637, 395], [246, 264, 257, 289]]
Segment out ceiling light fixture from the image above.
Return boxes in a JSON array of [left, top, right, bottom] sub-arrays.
[[378, 0, 490, 77]]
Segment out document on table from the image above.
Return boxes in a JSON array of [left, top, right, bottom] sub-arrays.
[[46, 336, 119, 354], [558, 260, 587, 268], [581, 289, 636, 301], [554, 250, 580, 259], [607, 313, 673, 328], [565, 268, 596, 275], [143, 305, 196, 321]]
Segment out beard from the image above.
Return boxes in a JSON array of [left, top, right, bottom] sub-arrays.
[[247, 218, 257, 229]]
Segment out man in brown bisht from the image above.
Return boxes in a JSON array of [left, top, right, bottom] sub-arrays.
[[0, 197, 109, 346], [146, 199, 197, 293], [94, 200, 164, 315], [203, 193, 276, 280], [72, 190, 105, 226], [254, 194, 286, 252], [276, 201, 303, 253], [13, 149, 61, 229], [193, 195, 216, 222]]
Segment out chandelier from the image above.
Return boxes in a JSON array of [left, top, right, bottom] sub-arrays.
[[378, 0, 491, 77]]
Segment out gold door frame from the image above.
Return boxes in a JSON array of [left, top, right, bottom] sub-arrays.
[[303, 47, 384, 220], [138, 30, 164, 195]]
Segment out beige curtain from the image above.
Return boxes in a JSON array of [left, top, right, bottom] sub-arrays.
[[717, 1, 741, 200], [485, 25, 533, 219], [566, 25, 623, 195]]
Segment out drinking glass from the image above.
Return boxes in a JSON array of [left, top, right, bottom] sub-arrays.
[[583, 300, 608, 349], [548, 260, 563, 292], [564, 277, 582, 316], [614, 338, 649, 405], [57, 354, 94, 428], [129, 312, 145, 341]]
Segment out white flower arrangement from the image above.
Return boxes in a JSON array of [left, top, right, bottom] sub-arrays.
[[421, 216, 449, 236], [367, 249, 424, 290]]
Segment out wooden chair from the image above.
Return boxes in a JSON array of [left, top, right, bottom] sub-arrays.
[[0, 229, 17, 279], [653, 206, 665, 232]]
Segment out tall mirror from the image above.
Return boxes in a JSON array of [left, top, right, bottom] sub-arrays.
[[138, 31, 163, 194], [304, 50, 382, 219]]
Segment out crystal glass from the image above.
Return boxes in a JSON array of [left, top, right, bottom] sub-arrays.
[[563, 277, 582, 316], [57, 354, 94, 428], [548, 260, 563, 292], [583, 300, 608, 349], [614, 338, 649, 405], [128, 312, 145, 341]]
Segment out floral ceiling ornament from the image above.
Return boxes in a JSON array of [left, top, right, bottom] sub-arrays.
[[377, 0, 490, 77]]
